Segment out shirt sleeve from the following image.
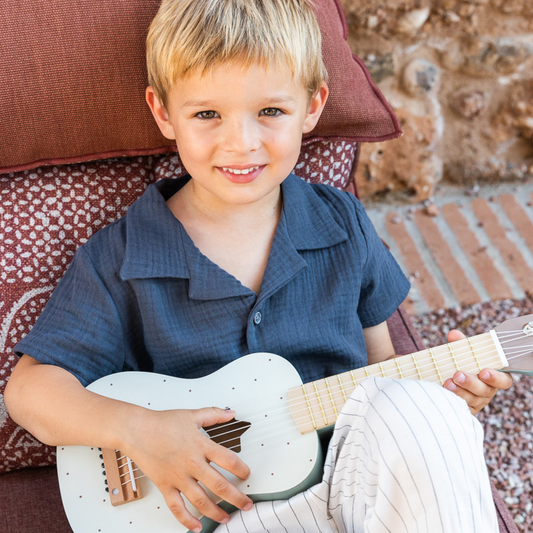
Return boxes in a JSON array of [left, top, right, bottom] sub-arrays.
[[14, 246, 125, 386], [354, 200, 411, 328]]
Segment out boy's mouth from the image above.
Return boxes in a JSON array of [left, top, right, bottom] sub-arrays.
[[217, 165, 265, 183], [221, 166, 260, 175]]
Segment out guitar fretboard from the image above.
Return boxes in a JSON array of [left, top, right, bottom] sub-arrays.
[[288, 332, 505, 434]]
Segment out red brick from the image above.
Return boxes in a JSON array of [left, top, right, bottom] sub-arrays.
[[385, 212, 445, 310], [442, 203, 511, 301], [471, 198, 533, 293], [414, 210, 479, 306], [499, 194, 533, 253]]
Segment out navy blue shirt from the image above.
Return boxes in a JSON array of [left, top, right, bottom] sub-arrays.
[[15, 174, 410, 387]]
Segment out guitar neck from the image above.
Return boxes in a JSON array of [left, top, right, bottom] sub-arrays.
[[288, 331, 507, 434]]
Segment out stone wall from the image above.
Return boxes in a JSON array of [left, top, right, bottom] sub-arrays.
[[341, 0, 533, 200]]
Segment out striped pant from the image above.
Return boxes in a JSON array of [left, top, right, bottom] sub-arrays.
[[215, 377, 498, 533]]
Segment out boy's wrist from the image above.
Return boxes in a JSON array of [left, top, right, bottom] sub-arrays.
[[106, 400, 149, 454]]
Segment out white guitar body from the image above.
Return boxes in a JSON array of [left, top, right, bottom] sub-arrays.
[[57, 353, 322, 533]]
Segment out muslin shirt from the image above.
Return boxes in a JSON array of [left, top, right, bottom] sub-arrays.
[[15, 173, 410, 387]]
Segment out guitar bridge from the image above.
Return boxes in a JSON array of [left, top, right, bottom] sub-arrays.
[[100, 448, 144, 506]]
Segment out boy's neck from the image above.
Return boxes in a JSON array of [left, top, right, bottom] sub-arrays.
[[168, 180, 282, 228], [166, 179, 283, 294]]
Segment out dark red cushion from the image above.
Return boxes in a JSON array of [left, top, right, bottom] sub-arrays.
[[0, 0, 400, 174]]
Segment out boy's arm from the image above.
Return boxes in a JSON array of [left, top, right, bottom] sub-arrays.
[[363, 321, 513, 415], [363, 321, 396, 365], [5, 355, 253, 532]]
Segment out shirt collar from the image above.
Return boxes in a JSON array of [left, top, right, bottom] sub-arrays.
[[281, 173, 348, 250], [119, 174, 348, 297], [119, 178, 191, 281]]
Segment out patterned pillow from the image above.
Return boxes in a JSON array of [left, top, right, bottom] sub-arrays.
[[0, 140, 356, 473]]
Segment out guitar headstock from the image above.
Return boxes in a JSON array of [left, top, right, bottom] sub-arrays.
[[495, 313, 533, 376]]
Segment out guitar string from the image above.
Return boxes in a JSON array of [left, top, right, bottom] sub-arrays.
[[118, 341, 532, 490], [199, 341, 531, 447], [495, 329, 530, 336], [192, 332, 528, 433], [224, 354, 506, 445], [197, 341, 533, 450], [187, 352, 506, 451], [212, 333, 520, 430], [118, 352, 507, 491], [111, 330, 533, 458], [501, 347, 533, 356], [113, 331, 533, 485], [135, 334, 530, 445]]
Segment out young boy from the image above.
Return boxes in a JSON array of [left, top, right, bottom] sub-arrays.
[[5, 1, 512, 532]]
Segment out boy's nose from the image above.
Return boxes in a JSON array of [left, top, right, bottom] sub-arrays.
[[221, 118, 261, 154]]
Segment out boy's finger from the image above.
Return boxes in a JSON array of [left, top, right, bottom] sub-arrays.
[[179, 478, 231, 526], [163, 487, 204, 532], [194, 406, 236, 429], [443, 378, 485, 414], [446, 329, 466, 343], [448, 371, 496, 399], [198, 460, 253, 512], [478, 368, 513, 390], [207, 441, 251, 482]]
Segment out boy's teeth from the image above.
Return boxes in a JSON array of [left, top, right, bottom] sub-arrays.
[[222, 166, 259, 175]]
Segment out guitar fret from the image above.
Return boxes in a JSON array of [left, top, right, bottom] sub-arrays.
[[364, 367, 370, 378], [349, 370, 358, 387], [448, 343, 460, 371], [337, 375, 347, 402], [301, 384, 317, 430], [429, 348, 444, 385], [324, 378, 338, 418], [468, 338, 482, 371], [412, 354, 423, 380], [378, 362, 386, 377], [395, 358, 404, 379], [313, 381, 328, 426]]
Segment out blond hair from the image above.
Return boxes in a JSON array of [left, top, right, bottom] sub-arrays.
[[146, 0, 328, 109]]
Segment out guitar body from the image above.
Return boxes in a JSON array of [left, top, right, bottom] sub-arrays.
[[57, 353, 322, 533]]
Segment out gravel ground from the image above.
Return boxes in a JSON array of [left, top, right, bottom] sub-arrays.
[[411, 297, 533, 532]]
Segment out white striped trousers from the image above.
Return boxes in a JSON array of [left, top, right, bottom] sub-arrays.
[[215, 377, 498, 533]]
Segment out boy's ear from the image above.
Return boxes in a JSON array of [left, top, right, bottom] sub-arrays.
[[302, 82, 329, 134], [145, 86, 177, 140]]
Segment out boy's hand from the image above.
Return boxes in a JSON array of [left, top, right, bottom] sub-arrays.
[[125, 406, 252, 532], [443, 329, 513, 415]]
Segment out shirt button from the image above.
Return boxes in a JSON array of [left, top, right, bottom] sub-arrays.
[[253, 311, 262, 325]]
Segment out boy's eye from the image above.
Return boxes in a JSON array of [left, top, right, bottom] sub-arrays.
[[261, 108, 282, 117], [196, 111, 218, 119]]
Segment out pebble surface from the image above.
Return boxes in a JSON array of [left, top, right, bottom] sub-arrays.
[[411, 297, 533, 532]]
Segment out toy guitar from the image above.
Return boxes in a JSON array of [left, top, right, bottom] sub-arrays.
[[57, 314, 533, 533]]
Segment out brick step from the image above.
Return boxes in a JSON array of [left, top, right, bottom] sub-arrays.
[[365, 185, 533, 315]]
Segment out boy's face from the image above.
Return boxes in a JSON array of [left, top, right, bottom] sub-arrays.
[[146, 62, 328, 208]]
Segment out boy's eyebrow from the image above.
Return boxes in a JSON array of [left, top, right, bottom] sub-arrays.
[[262, 95, 297, 106], [181, 99, 217, 108], [181, 95, 297, 108]]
